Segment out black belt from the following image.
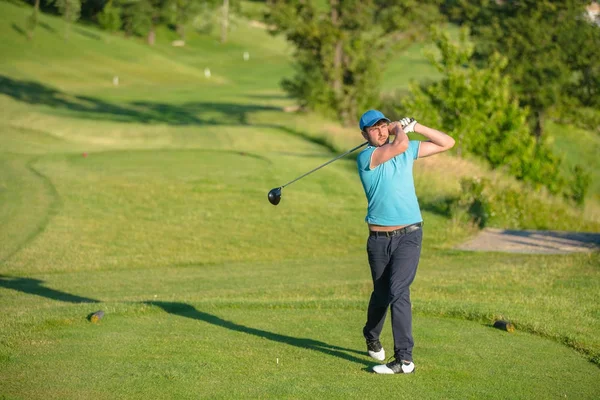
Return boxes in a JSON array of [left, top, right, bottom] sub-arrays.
[[369, 222, 423, 237]]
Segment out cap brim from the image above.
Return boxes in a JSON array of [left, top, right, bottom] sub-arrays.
[[363, 117, 391, 130]]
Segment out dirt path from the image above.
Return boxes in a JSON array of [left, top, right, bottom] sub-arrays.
[[457, 228, 600, 254]]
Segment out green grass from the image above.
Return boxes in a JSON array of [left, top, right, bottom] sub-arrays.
[[1, 2, 599, 399], [546, 119, 600, 200]]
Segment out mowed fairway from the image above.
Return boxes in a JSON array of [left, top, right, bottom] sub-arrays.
[[1, 2, 599, 399]]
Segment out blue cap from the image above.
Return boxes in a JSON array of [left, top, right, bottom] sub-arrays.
[[359, 109, 390, 131]]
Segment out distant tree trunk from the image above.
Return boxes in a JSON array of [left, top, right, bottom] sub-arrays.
[[330, 0, 342, 96], [221, 0, 229, 43], [64, 0, 71, 39], [27, 0, 40, 39], [177, 6, 185, 40], [148, 27, 155, 45], [533, 110, 544, 142], [330, 0, 347, 123]]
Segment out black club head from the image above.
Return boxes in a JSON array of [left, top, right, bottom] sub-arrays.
[[268, 187, 282, 206]]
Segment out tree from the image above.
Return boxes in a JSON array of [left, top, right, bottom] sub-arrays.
[[163, 0, 207, 41], [442, 0, 594, 139], [558, 6, 600, 108], [398, 27, 565, 194], [221, 0, 229, 43], [98, 0, 122, 34], [50, 0, 83, 38], [266, 0, 444, 126], [121, 0, 167, 44], [26, 0, 41, 39]]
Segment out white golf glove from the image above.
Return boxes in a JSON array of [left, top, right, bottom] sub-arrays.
[[399, 117, 417, 133]]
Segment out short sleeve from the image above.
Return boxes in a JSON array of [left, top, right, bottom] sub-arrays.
[[357, 146, 377, 171], [408, 140, 420, 160]]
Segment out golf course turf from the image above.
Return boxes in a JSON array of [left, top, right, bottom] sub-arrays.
[[1, 2, 599, 398]]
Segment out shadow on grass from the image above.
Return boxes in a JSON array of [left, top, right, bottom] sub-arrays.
[[0, 275, 100, 303], [275, 125, 337, 153], [245, 94, 290, 101], [145, 301, 372, 367], [459, 229, 600, 254], [0, 75, 280, 126], [0, 75, 347, 154], [11, 23, 27, 37], [74, 27, 101, 40], [39, 21, 56, 33]]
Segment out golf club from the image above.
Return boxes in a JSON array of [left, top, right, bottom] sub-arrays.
[[268, 141, 368, 205]]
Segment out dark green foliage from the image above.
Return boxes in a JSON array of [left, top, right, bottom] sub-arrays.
[[455, 177, 490, 228], [567, 165, 591, 206], [98, 0, 121, 32], [557, 9, 600, 108], [49, 0, 82, 37], [443, 0, 596, 138], [121, 0, 153, 37], [119, 0, 168, 42], [265, 0, 443, 126], [451, 177, 580, 229], [96, 0, 217, 41], [441, 0, 491, 24], [395, 27, 566, 194], [552, 101, 600, 133], [163, 0, 207, 39]]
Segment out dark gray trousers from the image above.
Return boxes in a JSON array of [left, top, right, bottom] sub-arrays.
[[363, 227, 423, 362]]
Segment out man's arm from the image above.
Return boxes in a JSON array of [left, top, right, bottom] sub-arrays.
[[370, 122, 409, 169], [414, 123, 455, 158]]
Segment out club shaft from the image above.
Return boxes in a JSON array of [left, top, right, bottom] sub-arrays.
[[281, 141, 368, 189]]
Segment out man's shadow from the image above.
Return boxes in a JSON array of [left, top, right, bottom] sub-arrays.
[[0, 275, 99, 303], [145, 301, 372, 367], [0, 279, 372, 367]]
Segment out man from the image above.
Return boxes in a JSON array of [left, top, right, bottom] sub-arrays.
[[356, 109, 455, 374]]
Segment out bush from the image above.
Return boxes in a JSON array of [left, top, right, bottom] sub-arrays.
[[454, 177, 491, 228], [98, 0, 121, 33], [552, 105, 600, 134], [389, 27, 570, 198], [450, 177, 597, 231], [566, 165, 591, 206]]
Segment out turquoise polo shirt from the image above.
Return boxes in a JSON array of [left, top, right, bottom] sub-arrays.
[[356, 140, 423, 226]]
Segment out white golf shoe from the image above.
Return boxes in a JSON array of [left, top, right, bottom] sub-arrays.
[[372, 359, 415, 374], [366, 339, 385, 361]]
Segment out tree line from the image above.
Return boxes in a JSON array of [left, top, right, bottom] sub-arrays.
[[26, 0, 238, 43], [23, 0, 600, 203], [266, 0, 598, 204]]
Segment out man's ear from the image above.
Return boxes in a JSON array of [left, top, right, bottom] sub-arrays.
[[361, 130, 368, 141]]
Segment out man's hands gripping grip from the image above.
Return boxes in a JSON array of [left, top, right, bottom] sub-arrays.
[[387, 117, 417, 136], [399, 117, 417, 133]]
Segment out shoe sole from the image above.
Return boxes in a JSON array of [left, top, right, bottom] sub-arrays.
[[368, 349, 386, 361], [372, 364, 415, 374]]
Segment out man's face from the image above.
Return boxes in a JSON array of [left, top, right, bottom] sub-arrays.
[[362, 120, 389, 147]]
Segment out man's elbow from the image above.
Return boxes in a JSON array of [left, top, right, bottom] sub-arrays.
[[392, 137, 409, 154], [402, 139, 410, 152], [397, 140, 409, 155], [447, 137, 456, 150]]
